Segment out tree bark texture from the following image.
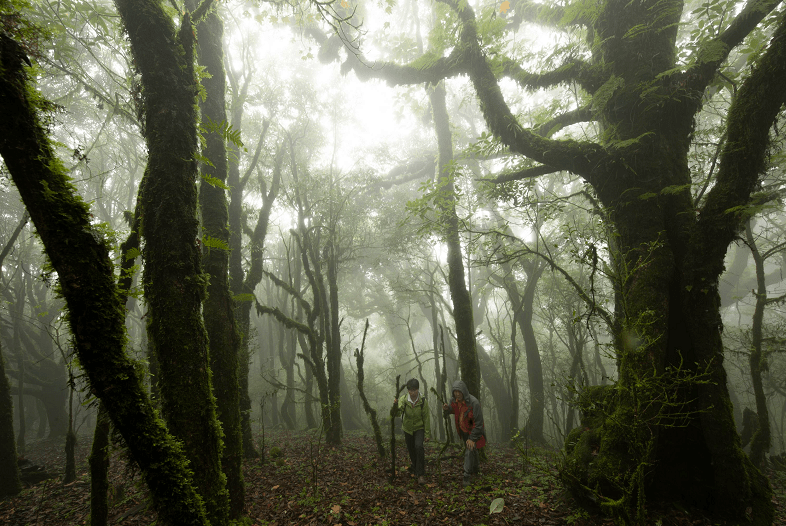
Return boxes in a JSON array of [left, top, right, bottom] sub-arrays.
[[111, 0, 230, 523], [192, 3, 245, 517], [0, 339, 22, 497], [89, 402, 111, 526], [0, 32, 210, 526], [422, 0, 786, 520], [428, 81, 480, 399]]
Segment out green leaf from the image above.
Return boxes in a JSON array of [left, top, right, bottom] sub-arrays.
[[195, 152, 214, 168], [200, 116, 245, 149], [202, 235, 229, 251], [201, 174, 229, 190], [490, 497, 505, 514]]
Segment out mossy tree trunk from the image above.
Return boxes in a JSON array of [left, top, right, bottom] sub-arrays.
[[448, 0, 784, 520], [342, 0, 785, 519], [0, 30, 210, 526], [189, 1, 245, 516], [111, 0, 230, 523], [428, 81, 480, 399]]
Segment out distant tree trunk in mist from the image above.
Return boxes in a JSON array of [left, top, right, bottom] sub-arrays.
[[227, 64, 260, 459], [114, 0, 230, 521], [429, 81, 480, 398], [326, 241, 343, 443], [476, 343, 513, 442], [746, 221, 771, 469], [0, 29, 210, 525], [192, 1, 245, 516], [230, 144, 281, 457], [279, 248, 302, 430], [565, 324, 588, 437], [518, 260, 546, 444], [427, 270, 445, 441]]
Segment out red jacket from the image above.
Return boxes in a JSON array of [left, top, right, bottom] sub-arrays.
[[445, 380, 486, 448]]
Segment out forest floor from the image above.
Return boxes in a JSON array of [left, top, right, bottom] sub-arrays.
[[1, 428, 785, 526]]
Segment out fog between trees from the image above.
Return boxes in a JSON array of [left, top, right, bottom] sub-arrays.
[[1, 0, 785, 523]]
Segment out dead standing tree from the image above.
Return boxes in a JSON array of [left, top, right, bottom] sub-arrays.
[[355, 319, 386, 458]]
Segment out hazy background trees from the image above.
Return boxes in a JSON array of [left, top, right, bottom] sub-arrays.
[[2, 0, 785, 522]]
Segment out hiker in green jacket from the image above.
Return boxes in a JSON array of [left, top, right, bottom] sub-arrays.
[[394, 378, 431, 484]]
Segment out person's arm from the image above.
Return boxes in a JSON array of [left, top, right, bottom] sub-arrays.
[[442, 399, 455, 414], [391, 397, 403, 417], [468, 398, 485, 442]]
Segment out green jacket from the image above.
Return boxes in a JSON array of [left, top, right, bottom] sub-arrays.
[[397, 393, 431, 438]]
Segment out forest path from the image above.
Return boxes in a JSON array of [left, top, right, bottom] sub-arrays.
[[1, 429, 783, 525]]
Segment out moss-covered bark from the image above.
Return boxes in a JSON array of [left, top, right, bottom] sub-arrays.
[[415, 0, 786, 522], [0, 339, 22, 497], [429, 81, 480, 398], [190, 2, 245, 517], [110, 0, 230, 523], [0, 31, 209, 526]]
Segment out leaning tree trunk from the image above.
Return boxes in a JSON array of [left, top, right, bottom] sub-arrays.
[[429, 81, 480, 398], [112, 0, 230, 523], [0, 31, 210, 526], [191, 1, 245, 516]]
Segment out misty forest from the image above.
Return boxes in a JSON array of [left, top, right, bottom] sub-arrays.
[[1, 0, 785, 523]]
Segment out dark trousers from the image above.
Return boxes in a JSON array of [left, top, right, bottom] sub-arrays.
[[459, 431, 479, 478], [404, 429, 425, 476]]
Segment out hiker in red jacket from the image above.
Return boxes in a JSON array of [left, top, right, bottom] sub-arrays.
[[442, 380, 486, 487]]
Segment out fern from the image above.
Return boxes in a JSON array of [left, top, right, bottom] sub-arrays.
[[202, 234, 229, 251], [199, 116, 245, 150], [201, 174, 229, 191]]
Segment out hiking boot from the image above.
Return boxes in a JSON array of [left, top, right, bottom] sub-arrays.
[[418, 476, 426, 485]]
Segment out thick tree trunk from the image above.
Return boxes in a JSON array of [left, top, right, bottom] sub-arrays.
[[0, 340, 22, 497], [429, 81, 480, 397], [111, 1, 230, 523], [192, 3, 245, 517], [0, 31, 210, 525], [89, 402, 111, 526]]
